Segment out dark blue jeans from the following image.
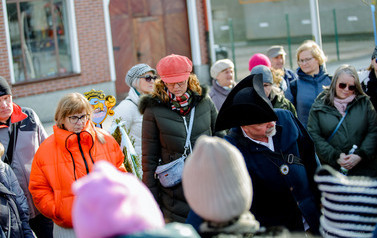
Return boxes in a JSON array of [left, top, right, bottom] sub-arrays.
[[29, 214, 53, 238]]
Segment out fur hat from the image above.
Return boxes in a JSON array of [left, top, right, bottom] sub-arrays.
[[72, 161, 164, 238], [250, 65, 273, 84], [156, 54, 193, 83], [182, 135, 253, 223], [372, 46, 377, 60], [0, 77, 11, 97], [210, 59, 234, 79], [215, 74, 277, 131], [248, 53, 271, 71], [125, 64, 156, 88], [266, 45, 286, 58]]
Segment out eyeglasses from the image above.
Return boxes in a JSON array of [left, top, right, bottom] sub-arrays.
[[338, 83, 356, 91], [68, 114, 89, 124], [165, 80, 187, 88], [298, 57, 314, 64], [139, 75, 157, 82]]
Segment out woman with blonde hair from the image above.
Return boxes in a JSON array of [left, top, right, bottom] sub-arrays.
[[286, 40, 331, 127], [307, 65, 377, 177], [29, 92, 126, 237], [139, 54, 221, 223]]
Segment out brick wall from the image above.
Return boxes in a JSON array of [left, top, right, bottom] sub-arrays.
[[0, 1, 111, 99]]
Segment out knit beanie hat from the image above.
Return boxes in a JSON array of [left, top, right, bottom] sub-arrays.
[[72, 161, 164, 238], [315, 165, 377, 238], [210, 59, 234, 79], [125, 64, 156, 88], [156, 54, 193, 83], [248, 53, 271, 72], [0, 77, 11, 97], [372, 46, 377, 59], [182, 135, 253, 223], [250, 65, 273, 84]]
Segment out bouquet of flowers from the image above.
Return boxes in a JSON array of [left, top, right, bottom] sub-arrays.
[[109, 119, 142, 179]]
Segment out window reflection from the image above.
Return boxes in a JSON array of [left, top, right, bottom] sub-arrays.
[[7, 0, 73, 82]]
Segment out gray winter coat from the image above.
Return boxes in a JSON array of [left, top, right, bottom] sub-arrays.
[[0, 105, 47, 219]]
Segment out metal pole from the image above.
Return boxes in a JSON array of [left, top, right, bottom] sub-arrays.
[[285, 14, 293, 69], [186, 0, 202, 66], [371, 4, 377, 46], [228, 18, 237, 80], [206, 0, 216, 64], [309, 0, 322, 48], [333, 9, 340, 60]]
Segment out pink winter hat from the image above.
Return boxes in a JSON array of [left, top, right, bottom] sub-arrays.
[[156, 54, 193, 83], [248, 53, 271, 71], [72, 161, 164, 238]]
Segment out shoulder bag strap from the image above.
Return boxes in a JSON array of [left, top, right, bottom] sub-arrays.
[[327, 109, 348, 142], [182, 107, 195, 155]]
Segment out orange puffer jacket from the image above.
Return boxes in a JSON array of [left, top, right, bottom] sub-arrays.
[[29, 122, 126, 228]]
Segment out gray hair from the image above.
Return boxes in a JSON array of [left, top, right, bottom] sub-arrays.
[[324, 64, 365, 105]]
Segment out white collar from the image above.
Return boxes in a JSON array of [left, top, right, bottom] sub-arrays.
[[241, 127, 275, 151]]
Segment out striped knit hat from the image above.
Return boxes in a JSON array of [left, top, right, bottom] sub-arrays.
[[314, 165, 377, 238]]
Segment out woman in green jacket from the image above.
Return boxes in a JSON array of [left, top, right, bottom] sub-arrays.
[[139, 54, 220, 223], [307, 64, 377, 177]]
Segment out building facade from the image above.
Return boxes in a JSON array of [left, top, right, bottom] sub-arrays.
[[0, 0, 210, 122]]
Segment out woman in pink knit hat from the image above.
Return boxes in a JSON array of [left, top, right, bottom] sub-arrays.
[[248, 53, 271, 72], [139, 54, 223, 223]]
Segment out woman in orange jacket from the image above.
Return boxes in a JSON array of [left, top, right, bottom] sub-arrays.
[[29, 92, 126, 237]]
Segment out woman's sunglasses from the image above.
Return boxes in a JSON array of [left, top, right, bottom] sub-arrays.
[[139, 75, 157, 82], [338, 83, 356, 91]]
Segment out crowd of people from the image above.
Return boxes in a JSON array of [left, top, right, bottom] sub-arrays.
[[1, 39, 377, 238]]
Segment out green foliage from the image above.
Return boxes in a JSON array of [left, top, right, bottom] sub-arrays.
[[111, 118, 142, 180]]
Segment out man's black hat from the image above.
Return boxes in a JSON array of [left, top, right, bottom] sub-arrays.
[[215, 73, 278, 131], [0, 77, 11, 97]]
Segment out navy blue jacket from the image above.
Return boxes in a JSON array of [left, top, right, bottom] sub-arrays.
[[186, 109, 320, 233], [285, 66, 331, 127]]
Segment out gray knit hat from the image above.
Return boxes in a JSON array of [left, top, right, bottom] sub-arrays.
[[125, 64, 156, 88], [250, 65, 273, 84], [182, 135, 253, 223], [210, 59, 234, 79], [372, 46, 377, 59]]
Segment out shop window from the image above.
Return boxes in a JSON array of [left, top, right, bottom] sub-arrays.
[[6, 0, 79, 83]]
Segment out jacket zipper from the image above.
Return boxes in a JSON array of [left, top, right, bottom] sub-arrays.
[[77, 133, 90, 174]]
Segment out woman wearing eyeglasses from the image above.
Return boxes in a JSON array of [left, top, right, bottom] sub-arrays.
[[29, 93, 126, 237], [285, 40, 331, 127], [112, 64, 157, 159], [139, 54, 221, 223], [307, 65, 377, 177]]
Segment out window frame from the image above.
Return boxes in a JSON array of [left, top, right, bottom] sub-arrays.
[[3, 0, 80, 84]]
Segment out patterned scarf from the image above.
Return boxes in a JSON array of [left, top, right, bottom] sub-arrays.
[[167, 89, 193, 115], [334, 94, 355, 116]]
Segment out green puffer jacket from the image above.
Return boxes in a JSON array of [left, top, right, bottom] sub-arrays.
[[269, 88, 297, 117], [307, 90, 377, 177], [139, 86, 219, 222]]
